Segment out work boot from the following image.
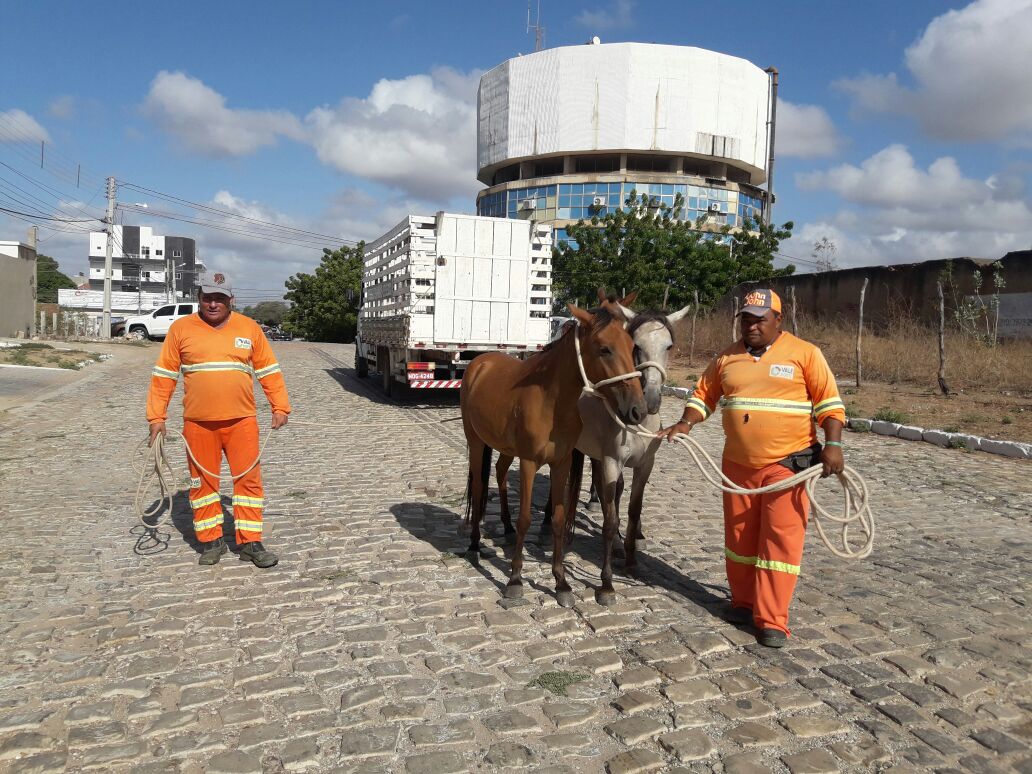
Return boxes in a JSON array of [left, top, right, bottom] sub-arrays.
[[239, 541, 278, 568], [757, 629, 787, 648], [198, 537, 227, 565]]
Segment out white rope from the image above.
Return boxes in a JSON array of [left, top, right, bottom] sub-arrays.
[[571, 320, 874, 560]]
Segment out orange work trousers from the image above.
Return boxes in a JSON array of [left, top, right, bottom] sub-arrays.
[[183, 416, 264, 545], [722, 456, 809, 635]]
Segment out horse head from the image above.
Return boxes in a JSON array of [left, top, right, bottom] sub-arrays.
[[625, 302, 690, 415], [568, 299, 648, 426]]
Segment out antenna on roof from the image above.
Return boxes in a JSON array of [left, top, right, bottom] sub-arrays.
[[527, 0, 545, 51]]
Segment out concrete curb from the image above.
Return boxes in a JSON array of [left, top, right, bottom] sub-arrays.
[[660, 386, 1030, 461]]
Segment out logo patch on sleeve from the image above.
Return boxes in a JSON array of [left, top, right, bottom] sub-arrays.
[[234, 337, 252, 350], [769, 364, 795, 380]]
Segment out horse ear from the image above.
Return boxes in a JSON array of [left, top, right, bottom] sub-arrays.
[[596, 287, 608, 303], [568, 303, 593, 326], [620, 290, 639, 307], [615, 303, 636, 322], [667, 303, 691, 323]]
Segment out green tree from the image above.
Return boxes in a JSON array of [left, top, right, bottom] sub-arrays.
[[282, 242, 365, 342], [553, 192, 794, 310], [240, 301, 289, 326], [36, 254, 76, 303]]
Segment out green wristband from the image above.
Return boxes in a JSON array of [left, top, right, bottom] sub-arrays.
[[824, 440, 843, 447]]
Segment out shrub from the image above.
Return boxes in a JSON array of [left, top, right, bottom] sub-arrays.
[[872, 407, 908, 424]]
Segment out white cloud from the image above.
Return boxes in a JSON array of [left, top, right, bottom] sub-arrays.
[[836, 0, 1032, 142], [575, 0, 635, 31], [0, 109, 51, 143], [305, 67, 481, 200], [142, 71, 304, 157], [790, 145, 1032, 267], [777, 101, 841, 158], [47, 96, 76, 120]]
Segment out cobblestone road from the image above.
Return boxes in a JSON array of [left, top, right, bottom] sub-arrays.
[[0, 341, 1029, 773]]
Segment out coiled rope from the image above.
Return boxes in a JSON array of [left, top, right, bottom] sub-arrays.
[[573, 320, 874, 560]]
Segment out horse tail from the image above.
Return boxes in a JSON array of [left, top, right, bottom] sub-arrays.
[[463, 443, 493, 526], [565, 449, 585, 544]]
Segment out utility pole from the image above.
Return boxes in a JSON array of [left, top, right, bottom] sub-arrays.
[[763, 67, 779, 228], [527, 0, 544, 51], [102, 176, 116, 339]]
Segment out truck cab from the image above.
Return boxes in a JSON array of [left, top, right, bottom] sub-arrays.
[[125, 302, 198, 340]]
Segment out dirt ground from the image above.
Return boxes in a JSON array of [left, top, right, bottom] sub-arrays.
[[666, 360, 1031, 443], [0, 343, 106, 369]]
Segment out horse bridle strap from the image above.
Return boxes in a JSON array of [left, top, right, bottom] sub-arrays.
[[572, 319, 665, 397]]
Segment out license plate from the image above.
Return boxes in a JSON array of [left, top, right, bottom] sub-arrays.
[[408, 371, 434, 381]]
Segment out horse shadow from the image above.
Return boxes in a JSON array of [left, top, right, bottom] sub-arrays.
[[392, 464, 728, 616], [131, 491, 241, 557]]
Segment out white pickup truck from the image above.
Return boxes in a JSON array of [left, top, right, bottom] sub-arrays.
[[124, 302, 198, 340], [355, 212, 553, 395]]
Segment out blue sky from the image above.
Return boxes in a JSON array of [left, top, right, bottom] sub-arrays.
[[2, 0, 1030, 301]]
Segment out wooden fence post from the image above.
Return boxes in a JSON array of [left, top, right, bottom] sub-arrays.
[[39, 310, 45, 336], [689, 289, 699, 367], [52, 312, 58, 336], [856, 277, 868, 389], [937, 281, 948, 395], [661, 285, 669, 311], [789, 285, 798, 334], [732, 296, 739, 342]]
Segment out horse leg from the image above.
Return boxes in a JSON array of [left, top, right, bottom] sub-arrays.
[[589, 458, 603, 514], [466, 441, 491, 562], [496, 454, 515, 541], [549, 453, 576, 608], [596, 456, 622, 606], [623, 456, 655, 574], [505, 458, 538, 599]]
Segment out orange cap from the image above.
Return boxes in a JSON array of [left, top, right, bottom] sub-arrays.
[[740, 289, 782, 316]]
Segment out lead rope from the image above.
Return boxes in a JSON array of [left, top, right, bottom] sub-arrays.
[[572, 321, 874, 560]]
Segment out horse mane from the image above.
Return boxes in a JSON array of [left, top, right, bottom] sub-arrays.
[[541, 305, 618, 352], [627, 310, 674, 339]]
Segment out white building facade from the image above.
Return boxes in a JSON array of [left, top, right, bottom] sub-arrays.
[[476, 42, 772, 241], [88, 225, 201, 299]]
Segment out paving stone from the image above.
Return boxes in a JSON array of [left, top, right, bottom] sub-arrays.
[[440, 671, 501, 691], [339, 684, 384, 713], [238, 723, 291, 750], [142, 710, 197, 738], [657, 659, 701, 681], [779, 715, 850, 738], [6, 751, 68, 773], [658, 728, 715, 761], [403, 750, 467, 774], [569, 650, 622, 674], [927, 673, 986, 700], [65, 701, 117, 726], [339, 724, 400, 758], [207, 750, 263, 773], [604, 747, 665, 774], [614, 667, 661, 690], [78, 741, 148, 769], [876, 702, 927, 726], [970, 727, 1027, 754], [0, 732, 52, 761], [662, 679, 720, 705], [828, 738, 890, 765], [408, 719, 476, 747], [282, 736, 320, 771], [781, 748, 840, 774], [0, 709, 52, 734], [540, 732, 594, 752], [67, 720, 127, 749], [605, 716, 666, 745], [217, 700, 264, 726], [482, 710, 540, 735], [726, 721, 780, 746], [721, 752, 768, 774], [613, 690, 662, 715], [484, 741, 534, 767], [542, 702, 599, 729], [713, 698, 774, 721]]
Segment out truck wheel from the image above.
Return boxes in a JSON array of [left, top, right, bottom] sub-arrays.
[[381, 367, 393, 397], [355, 350, 368, 378]]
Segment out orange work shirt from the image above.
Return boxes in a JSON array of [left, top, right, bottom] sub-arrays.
[[146, 312, 291, 424], [687, 332, 846, 468]]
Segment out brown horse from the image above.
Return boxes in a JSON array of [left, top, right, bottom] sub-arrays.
[[460, 299, 647, 607]]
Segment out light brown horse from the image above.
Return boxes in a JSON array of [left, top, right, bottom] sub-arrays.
[[460, 299, 647, 607]]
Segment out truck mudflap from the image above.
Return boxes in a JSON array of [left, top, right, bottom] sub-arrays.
[[409, 379, 462, 389]]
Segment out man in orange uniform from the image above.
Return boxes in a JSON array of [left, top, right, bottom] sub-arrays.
[[659, 289, 846, 647], [147, 271, 291, 567]]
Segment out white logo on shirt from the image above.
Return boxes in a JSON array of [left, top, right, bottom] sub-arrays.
[[769, 364, 795, 380], [234, 337, 252, 350]]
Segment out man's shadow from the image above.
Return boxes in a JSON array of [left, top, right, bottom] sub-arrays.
[[132, 491, 240, 557], [391, 464, 728, 615]]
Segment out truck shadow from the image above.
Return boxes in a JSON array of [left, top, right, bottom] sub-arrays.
[[323, 366, 460, 409], [390, 466, 727, 616]]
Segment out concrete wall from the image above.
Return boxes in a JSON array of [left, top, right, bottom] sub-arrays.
[[0, 241, 37, 338], [723, 251, 1032, 336]]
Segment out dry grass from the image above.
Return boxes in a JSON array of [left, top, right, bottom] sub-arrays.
[[670, 314, 1032, 393]]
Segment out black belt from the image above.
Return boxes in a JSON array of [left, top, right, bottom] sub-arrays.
[[777, 442, 823, 473]]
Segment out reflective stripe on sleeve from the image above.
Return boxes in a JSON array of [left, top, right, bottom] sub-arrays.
[[232, 495, 265, 509], [686, 396, 710, 419], [190, 492, 221, 509], [235, 519, 263, 533], [723, 397, 813, 415], [152, 366, 179, 380], [255, 363, 282, 379], [813, 397, 845, 417]]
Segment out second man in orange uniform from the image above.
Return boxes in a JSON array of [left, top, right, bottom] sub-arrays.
[[659, 289, 846, 647], [146, 271, 291, 568]]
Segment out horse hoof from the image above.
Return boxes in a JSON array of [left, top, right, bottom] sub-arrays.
[[621, 563, 638, 577], [464, 549, 480, 565], [503, 583, 524, 599], [595, 589, 617, 606], [634, 538, 647, 550], [556, 590, 577, 608]]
